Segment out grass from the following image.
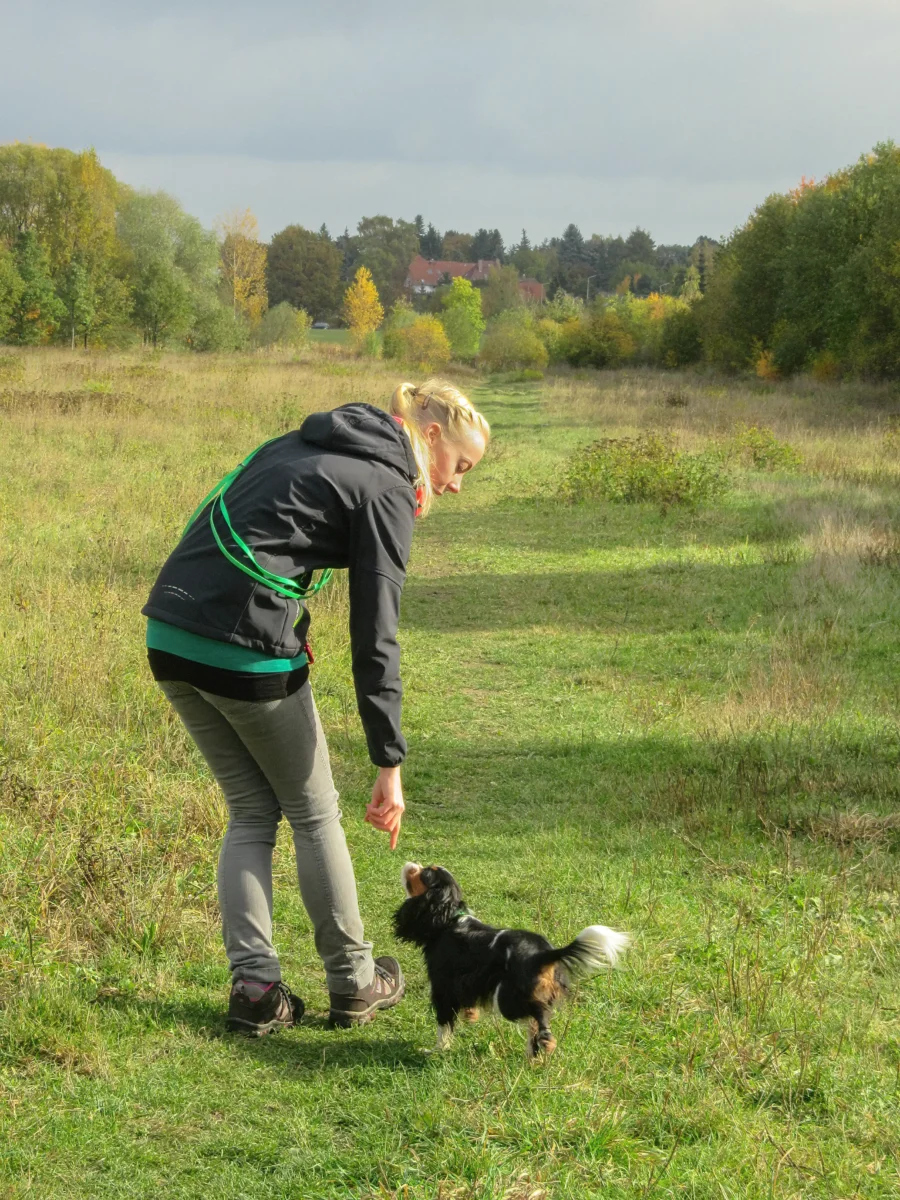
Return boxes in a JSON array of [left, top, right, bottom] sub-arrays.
[[1, 350, 899, 1198]]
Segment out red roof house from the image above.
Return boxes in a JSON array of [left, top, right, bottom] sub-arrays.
[[405, 254, 500, 293], [406, 255, 546, 304]]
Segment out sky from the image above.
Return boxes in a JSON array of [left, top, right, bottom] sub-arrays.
[[4, 0, 899, 247]]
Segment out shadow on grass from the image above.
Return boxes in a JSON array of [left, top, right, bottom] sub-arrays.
[[91, 991, 428, 1071], [402, 559, 790, 633]]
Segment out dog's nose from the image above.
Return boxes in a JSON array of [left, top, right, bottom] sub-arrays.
[[401, 862, 424, 896]]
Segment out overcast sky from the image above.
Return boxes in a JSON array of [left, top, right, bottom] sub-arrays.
[[4, 0, 898, 246]]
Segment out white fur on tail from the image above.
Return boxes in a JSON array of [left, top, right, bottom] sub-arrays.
[[568, 925, 630, 974]]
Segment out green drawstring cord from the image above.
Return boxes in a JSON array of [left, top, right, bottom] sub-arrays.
[[182, 439, 333, 602]]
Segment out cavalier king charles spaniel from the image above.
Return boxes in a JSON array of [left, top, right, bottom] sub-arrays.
[[394, 862, 629, 1057]]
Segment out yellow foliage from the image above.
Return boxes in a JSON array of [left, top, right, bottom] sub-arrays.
[[389, 315, 451, 369], [217, 208, 268, 328], [342, 266, 384, 343], [755, 348, 780, 380]]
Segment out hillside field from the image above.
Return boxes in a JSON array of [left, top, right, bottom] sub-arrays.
[[1, 349, 899, 1199]]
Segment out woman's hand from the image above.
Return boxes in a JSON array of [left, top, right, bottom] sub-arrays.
[[365, 766, 405, 850]]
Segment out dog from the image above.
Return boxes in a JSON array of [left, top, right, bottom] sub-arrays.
[[394, 862, 629, 1057]]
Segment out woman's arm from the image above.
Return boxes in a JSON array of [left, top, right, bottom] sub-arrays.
[[347, 485, 416, 845]]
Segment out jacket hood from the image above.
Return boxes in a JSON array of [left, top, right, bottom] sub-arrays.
[[300, 403, 417, 480]]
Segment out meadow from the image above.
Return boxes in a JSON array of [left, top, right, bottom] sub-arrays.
[[1, 347, 898, 1199]]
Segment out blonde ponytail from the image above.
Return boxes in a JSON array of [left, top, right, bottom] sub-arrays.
[[389, 378, 490, 517]]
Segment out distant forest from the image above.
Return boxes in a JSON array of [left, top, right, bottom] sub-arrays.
[[2, 141, 900, 378]]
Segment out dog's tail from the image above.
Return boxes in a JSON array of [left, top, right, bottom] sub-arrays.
[[533, 925, 630, 979]]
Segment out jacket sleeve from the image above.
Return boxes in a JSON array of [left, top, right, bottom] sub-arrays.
[[347, 484, 416, 767]]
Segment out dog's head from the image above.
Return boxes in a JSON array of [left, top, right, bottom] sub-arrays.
[[393, 862, 467, 945]]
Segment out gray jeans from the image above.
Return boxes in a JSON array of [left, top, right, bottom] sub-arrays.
[[158, 679, 374, 993]]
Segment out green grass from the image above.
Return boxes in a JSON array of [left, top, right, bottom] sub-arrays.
[[1, 352, 899, 1198], [308, 328, 352, 345]]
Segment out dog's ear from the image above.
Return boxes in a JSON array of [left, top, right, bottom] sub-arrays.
[[393, 869, 464, 944]]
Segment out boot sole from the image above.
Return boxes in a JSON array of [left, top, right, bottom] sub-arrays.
[[225, 1015, 296, 1037], [328, 982, 406, 1028]]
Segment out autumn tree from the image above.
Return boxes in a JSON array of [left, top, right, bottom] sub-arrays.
[[218, 208, 268, 327], [342, 266, 384, 346], [267, 225, 342, 320]]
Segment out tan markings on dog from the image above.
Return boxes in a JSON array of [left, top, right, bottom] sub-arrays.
[[461, 1007, 479, 1023], [532, 964, 563, 1006], [406, 866, 427, 896]]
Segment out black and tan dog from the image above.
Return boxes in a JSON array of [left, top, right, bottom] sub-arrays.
[[394, 862, 629, 1057]]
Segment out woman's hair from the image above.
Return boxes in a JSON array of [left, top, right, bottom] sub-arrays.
[[390, 378, 490, 516]]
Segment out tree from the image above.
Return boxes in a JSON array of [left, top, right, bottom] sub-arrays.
[[355, 215, 419, 307], [57, 259, 96, 349], [439, 275, 485, 359], [131, 259, 193, 348], [470, 228, 504, 262], [117, 188, 222, 348], [625, 227, 656, 262], [420, 222, 442, 259], [8, 231, 65, 343], [679, 265, 702, 302], [0, 245, 23, 340], [342, 265, 383, 344], [481, 265, 522, 318], [266, 225, 343, 320], [442, 230, 474, 261], [217, 208, 267, 327]]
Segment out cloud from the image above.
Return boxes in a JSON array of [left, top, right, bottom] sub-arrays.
[[3, 1, 898, 242]]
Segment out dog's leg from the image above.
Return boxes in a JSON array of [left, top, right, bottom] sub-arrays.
[[428, 994, 457, 1053], [461, 1007, 479, 1023], [526, 1009, 557, 1059], [434, 1023, 454, 1051]]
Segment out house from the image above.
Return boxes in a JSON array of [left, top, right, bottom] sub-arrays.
[[405, 255, 499, 294], [405, 255, 546, 304], [518, 278, 546, 304]]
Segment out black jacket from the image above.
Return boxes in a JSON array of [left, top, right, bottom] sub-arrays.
[[142, 403, 418, 767]]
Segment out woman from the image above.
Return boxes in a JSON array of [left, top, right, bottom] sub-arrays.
[[143, 380, 489, 1035]]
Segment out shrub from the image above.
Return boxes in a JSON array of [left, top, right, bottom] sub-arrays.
[[560, 433, 729, 510], [251, 301, 312, 349], [480, 310, 548, 371], [658, 306, 702, 367], [383, 314, 451, 369], [725, 424, 802, 471], [557, 307, 635, 368], [810, 350, 843, 382], [754, 347, 780, 380]]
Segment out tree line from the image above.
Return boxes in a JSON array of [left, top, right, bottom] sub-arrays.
[[3, 140, 899, 380]]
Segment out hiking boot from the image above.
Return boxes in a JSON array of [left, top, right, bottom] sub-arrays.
[[226, 980, 304, 1037], [328, 956, 405, 1028]]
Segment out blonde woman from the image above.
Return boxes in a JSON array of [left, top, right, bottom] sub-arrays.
[[143, 381, 489, 1035]]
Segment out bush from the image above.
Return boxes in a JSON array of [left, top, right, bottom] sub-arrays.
[[480, 309, 549, 371], [187, 295, 248, 352], [560, 433, 730, 510], [724, 424, 802, 471], [251, 301, 311, 349], [658, 306, 702, 367], [557, 307, 635, 368], [383, 314, 451, 368]]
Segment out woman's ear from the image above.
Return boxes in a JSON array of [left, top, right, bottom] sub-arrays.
[[423, 421, 443, 446]]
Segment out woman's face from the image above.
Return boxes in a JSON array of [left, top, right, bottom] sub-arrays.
[[424, 423, 487, 495]]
